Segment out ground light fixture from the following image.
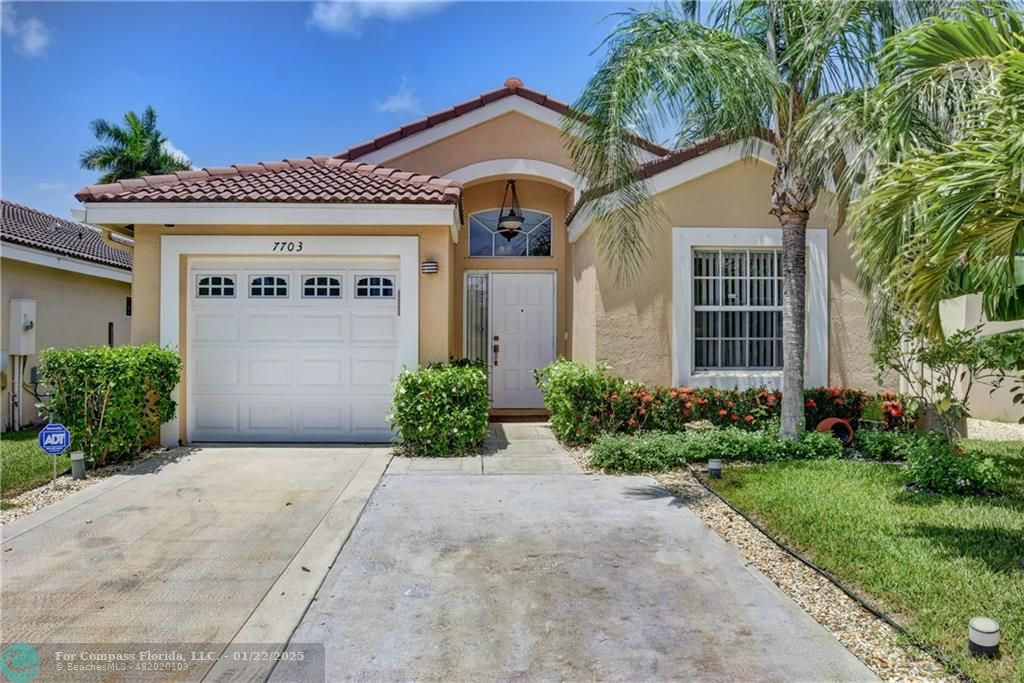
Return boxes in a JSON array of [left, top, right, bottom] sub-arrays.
[[70, 451, 86, 480], [708, 459, 723, 478], [968, 617, 1000, 656], [496, 179, 525, 240]]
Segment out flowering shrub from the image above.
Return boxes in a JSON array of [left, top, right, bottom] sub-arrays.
[[904, 433, 1003, 495], [534, 359, 630, 444], [536, 361, 901, 444], [803, 386, 868, 429], [878, 390, 915, 430], [390, 361, 489, 456]]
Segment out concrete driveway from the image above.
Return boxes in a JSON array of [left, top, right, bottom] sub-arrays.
[[1, 445, 389, 680], [274, 472, 874, 682]]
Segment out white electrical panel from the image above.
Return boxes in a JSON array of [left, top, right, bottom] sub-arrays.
[[9, 299, 36, 355]]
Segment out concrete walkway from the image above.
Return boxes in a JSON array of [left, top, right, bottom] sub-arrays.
[[1, 445, 389, 681], [386, 422, 582, 475], [273, 474, 874, 682]]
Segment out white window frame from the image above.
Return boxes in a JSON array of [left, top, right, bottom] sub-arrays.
[[672, 227, 828, 389]]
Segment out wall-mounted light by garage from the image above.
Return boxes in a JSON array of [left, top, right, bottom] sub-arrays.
[[421, 260, 439, 274]]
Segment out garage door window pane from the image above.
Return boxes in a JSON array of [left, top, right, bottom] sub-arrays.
[[355, 276, 395, 298], [250, 275, 288, 298], [303, 276, 342, 298], [197, 275, 235, 298]]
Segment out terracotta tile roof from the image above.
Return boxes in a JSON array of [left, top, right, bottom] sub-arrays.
[[2, 200, 132, 270], [74, 158, 462, 206], [336, 77, 673, 161], [564, 135, 739, 225]]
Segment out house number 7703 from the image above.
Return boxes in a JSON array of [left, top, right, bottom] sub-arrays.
[[272, 241, 303, 252]]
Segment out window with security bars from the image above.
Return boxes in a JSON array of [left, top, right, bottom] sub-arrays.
[[303, 276, 342, 298], [693, 248, 783, 370], [355, 275, 395, 298], [197, 275, 235, 298], [249, 275, 288, 298]]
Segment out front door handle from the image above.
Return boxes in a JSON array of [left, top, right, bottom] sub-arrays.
[[492, 343, 500, 366]]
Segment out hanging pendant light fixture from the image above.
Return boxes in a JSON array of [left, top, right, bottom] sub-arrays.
[[496, 180, 525, 241]]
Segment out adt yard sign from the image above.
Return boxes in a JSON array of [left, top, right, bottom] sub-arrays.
[[39, 423, 71, 455]]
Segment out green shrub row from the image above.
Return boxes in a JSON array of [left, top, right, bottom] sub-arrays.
[[389, 361, 489, 457], [535, 359, 909, 445], [590, 429, 844, 473], [40, 344, 181, 466]]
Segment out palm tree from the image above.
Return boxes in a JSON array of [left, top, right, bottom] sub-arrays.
[[80, 106, 190, 184], [803, 5, 1024, 340], [563, 1, 926, 437]]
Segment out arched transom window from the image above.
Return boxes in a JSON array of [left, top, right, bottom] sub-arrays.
[[469, 209, 552, 258]]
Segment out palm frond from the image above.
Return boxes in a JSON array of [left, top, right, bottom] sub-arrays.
[[563, 8, 782, 281]]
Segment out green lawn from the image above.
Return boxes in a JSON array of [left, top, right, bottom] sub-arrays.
[[1, 428, 71, 500], [709, 440, 1024, 683]]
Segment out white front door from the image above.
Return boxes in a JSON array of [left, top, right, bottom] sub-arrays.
[[490, 272, 556, 409]]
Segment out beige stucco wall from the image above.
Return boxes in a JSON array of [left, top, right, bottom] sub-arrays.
[[970, 381, 1023, 423], [571, 159, 879, 391], [1, 257, 130, 430], [382, 112, 574, 176]]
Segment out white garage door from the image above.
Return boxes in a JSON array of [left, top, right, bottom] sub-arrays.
[[188, 259, 400, 442]]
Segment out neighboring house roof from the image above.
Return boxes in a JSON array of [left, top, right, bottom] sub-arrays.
[[336, 77, 673, 161], [1, 200, 132, 270], [74, 158, 462, 205]]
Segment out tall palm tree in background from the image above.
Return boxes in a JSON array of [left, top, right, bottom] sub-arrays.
[[801, 4, 1024, 341], [564, 0, 931, 437], [80, 106, 190, 184]]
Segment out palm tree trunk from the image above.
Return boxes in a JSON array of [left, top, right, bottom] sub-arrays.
[[779, 208, 809, 438]]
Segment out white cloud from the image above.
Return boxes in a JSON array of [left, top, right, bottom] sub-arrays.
[[162, 140, 191, 166], [34, 181, 66, 191], [375, 76, 421, 115], [2, 3, 51, 57], [308, 0, 451, 36]]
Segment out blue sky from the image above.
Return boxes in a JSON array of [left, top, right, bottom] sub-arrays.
[[2, 1, 643, 217]]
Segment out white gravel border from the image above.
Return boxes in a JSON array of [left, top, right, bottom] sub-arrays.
[[968, 417, 1024, 441], [1, 450, 163, 525], [655, 468, 954, 683]]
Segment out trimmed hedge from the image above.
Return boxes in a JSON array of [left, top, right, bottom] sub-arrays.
[[590, 428, 843, 473], [39, 344, 181, 466], [390, 361, 489, 457], [536, 360, 907, 445]]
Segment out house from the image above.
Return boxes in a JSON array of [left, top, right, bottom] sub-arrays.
[[1, 200, 132, 431], [72, 77, 881, 445]]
